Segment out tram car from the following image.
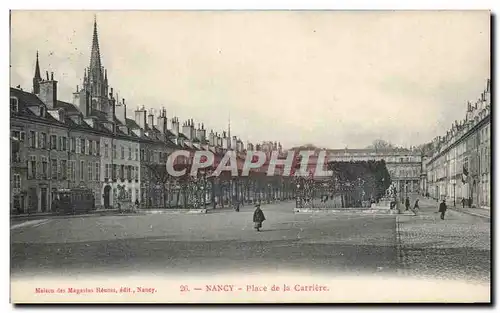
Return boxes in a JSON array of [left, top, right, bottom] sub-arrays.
[[53, 188, 95, 215]]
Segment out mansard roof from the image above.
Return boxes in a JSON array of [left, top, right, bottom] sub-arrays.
[[10, 87, 66, 127], [55, 100, 80, 114]]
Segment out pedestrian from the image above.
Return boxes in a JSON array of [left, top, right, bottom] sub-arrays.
[[438, 199, 447, 220], [413, 199, 419, 211], [461, 198, 466, 209], [405, 197, 410, 211], [253, 204, 266, 232]]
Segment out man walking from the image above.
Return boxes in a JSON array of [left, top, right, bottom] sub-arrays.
[[253, 204, 266, 232], [438, 199, 447, 220], [413, 199, 419, 211]]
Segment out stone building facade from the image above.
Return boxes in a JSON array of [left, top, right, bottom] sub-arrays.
[[426, 79, 491, 209]]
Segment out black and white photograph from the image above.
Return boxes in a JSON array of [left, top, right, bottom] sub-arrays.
[[8, 10, 491, 303]]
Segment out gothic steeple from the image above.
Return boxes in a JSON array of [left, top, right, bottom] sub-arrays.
[[82, 15, 109, 112], [33, 51, 42, 94], [89, 15, 102, 72]]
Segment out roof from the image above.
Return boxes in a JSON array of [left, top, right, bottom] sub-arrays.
[[126, 118, 140, 129], [10, 87, 66, 127], [55, 100, 80, 114]]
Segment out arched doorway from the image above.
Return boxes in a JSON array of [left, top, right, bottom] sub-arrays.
[[103, 185, 111, 209]]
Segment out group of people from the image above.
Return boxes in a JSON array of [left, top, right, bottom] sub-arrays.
[[404, 196, 448, 220], [253, 193, 454, 233]]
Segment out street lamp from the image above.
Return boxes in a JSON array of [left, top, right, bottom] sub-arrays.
[[451, 179, 456, 207]]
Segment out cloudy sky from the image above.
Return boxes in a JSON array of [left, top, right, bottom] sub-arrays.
[[10, 11, 490, 149]]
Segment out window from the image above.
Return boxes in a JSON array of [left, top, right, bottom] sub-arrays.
[[80, 139, 86, 154], [80, 161, 84, 181], [39, 106, 45, 117], [131, 167, 135, 181], [60, 160, 67, 180], [128, 147, 132, 160], [38, 132, 46, 149], [89, 140, 93, 155], [50, 135, 57, 150], [136, 166, 139, 180], [86, 140, 91, 155], [120, 165, 125, 180], [76, 137, 81, 154], [112, 164, 117, 180], [70, 137, 76, 152], [51, 159, 57, 180], [140, 149, 145, 161], [11, 130, 20, 140], [29, 131, 36, 148], [67, 161, 73, 181], [121, 146, 125, 159], [104, 144, 109, 158], [96, 141, 100, 156], [57, 136, 61, 151], [28, 156, 37, 179], [135, 148, 139, 161], [13, 174, 20, 189], [95, 162, 99, 181], [113, 145, 117, 159], [88, 162, 93, 181], [10, 97, 18, 112], [41, 157, 48, 179], [62, 137, 67, 151], [127, 166, 131, 180], [105, 164, 109, 180]]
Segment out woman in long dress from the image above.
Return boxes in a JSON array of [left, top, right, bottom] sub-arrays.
[[253, 204, 266, 232]]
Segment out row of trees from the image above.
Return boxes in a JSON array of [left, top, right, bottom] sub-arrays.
[[141, 163, 296, 209], [295, 160, 392, 208]]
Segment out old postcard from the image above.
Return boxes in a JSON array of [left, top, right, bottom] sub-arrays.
[[9, 10, 491, 303]]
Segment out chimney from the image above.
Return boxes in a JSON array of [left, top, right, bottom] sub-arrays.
[[209, 130, 215, 146], [134, 106, 147, 129], [232, 136, 237, 151], [170, 117, 179, 136], [73, 87, 90, 117], [157, 108, 168, 135], [189, 120, 195, 139], [114, 98, 127, 125], [38, 72, 58, 109], [182, 120, 191, 140], [107, 88, 115, 122], [148, 109, 155, 129], [198, 123, 206, 143]]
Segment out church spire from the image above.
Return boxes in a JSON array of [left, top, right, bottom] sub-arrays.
[[89, 15, 102, 72], [33, 50, 42, 94]]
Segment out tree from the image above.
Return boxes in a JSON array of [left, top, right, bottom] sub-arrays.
[[365, 139, 396, 150], [144, 163, 175, 208], [327, 160, 392, 206]]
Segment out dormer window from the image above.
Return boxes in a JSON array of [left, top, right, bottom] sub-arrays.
[[10, 97, 18, 112], [39, 106, 45, 117]]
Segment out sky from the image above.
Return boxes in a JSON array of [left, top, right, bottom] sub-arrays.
[[10, 10, 490, 149]]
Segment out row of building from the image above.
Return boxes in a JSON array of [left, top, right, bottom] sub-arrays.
[[423, 79, 491, 209], [10, 19, 287, 214]]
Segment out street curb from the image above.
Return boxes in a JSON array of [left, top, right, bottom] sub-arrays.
[[10, 210, 125, 220], [141, 209, 207, 214], [293, 208, 416, 216], [448, 208, 490, 220]]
